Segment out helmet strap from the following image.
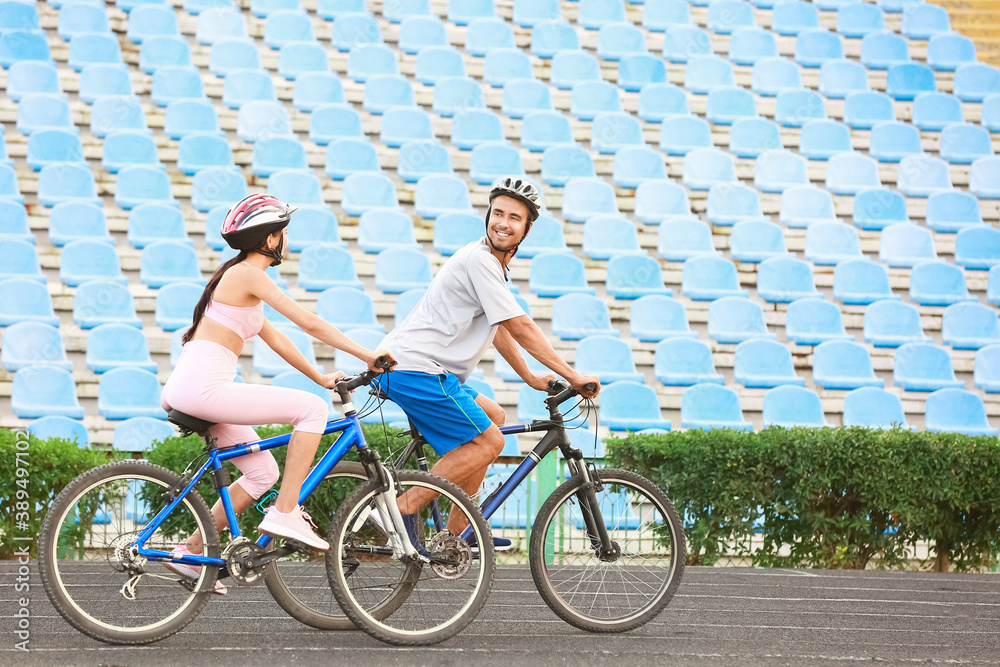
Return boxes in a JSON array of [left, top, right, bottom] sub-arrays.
[[256, 233, 284, 267]]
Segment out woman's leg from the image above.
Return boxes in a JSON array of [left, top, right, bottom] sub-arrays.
[[274, 429, 323, 513]]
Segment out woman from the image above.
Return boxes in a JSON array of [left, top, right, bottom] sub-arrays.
[[160, 194, 393, 594]]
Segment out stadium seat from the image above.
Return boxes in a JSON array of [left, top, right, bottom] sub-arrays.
[[396, 140, 451, 183], [864, 299, 930, 347], [374, 108, 431, 148], [869, 121, 923, 163], [606, 254, 672, 299], [237, 100, 292, 142], [730, 117, 785, 159], [681, 383, 752, 431], [682, 148, 737, 190], [355, 210, 418, 255], [818, 59, 870, 99], [414, 174, 473, 218], [578, 0, 627, 29], [754, 149, 809, 192], [813, 339, 884, 390], [222, 69, 276, 109], [465, 17, 514, 57], [909, 92, 963, 131], [730, 220, 789, 263], [885, 63, 937, 100], [324, 138, 380, 181], [597, 22, 647, 61], [706, 183, 768, 226], [0, 162, 22, 204], [763, 385, 830, 428], [48, 202, 111, 247], [582, 216, 642, 260], [551, 293, 618, 340], [842, 387, 910, 428], [727, 27, 777, 66], [708, 296, 775, 344], [38, 164, 99, 208], [383, 0, 431, 22], [643, 0, 691, 31], [531, 19, 580, 58], [757, 256, 822, 302], [285, 207, 343, 251], [1, 321, 71, 372], [297, 245, 363, 291], [415, 46, 466, 85], [196, 7, 247, 45], [599, 381, 671, 432], [894, 341, 964, 391], [127, 4, 178, 42], [0, 31, 50, 69], [619, 54, 669, 92], [825, 152, 881, 195], [163, 99, 217, 139], [772, 0, 820, 35], [795, 29, 844, 68], [113, 416, 180, 452], [658, 217, 717, 261], [837, 2, 884, 37], [341, 172, 400, 216], [0, 1, 39, 32], [861, 30, 910, 70], [775, 89, 827, 127], [73, 279, 142, 329], [942, 302, 1000, 350], [924, 388, 998, 436], [734, 338, 803, 388], [263, 9, 313, 49], [27, 129, 84, 172], [796, 120, 851, 161], [879, 223, 937, 268], [11, 366, 84, 419], [853, 188, 910, 230], [630, 294, 697, 342], [955, 226, 1000, 270], [469, 143, 523, 186], [155, 282, 202, 331], [637, 180, 691, 224], [660, 116, 713, 156], [394, 288, 426, 326], [575, 335, 643, 384], [663, 25, 712, 63], [17, 94, 74, 136], [832, 258, 897, 305], [927, 33, 977, 71], [953, 63, 1000, 103], [315, 287, 384, 333], [974, 344, 1000, 392], [590, 111, 644, 154], [991, 266, 1000, 305], [397, 16, 448, 55], [925, 191, 982, 234], [571, 81, 622, 121], [278, 41, 329, 80], [292, 74, 345, 113], [78, 64, 133, 104], [361, 74, 415, 115], [501, 79, 552, 120], [685, 55, 735, 94], [706, 86, 757, 125], [0, 200, 31, 244], [7, 61, 61, 101], [26, 415, 90, 447], [0, 277, 58, 327], [151, 66, 205, 107], [902, 3, 950, 39], [778, 185, 835, 228], [103, 131, 161, 174], [248, 136, 304, 178], [529, 252, 595, 297], [897, 154, 952, 197], [638, 83, 690, 122], [374, 248, 433, 294], [706, 0, 755, 34], [114, 165, 175, 210], [86, 323, 157, 374], [482, 48, 534, 89], [139, 241, 204, 288], [140, 36, 192, 74], [98, 367, 166, 420], [59, 2, 110, 41], [451, 109, 506, 150], [843, 91, 895, 130], [434, 76, 486, 118], [449, 0, 496, 25], [191, 167, 247, 212], [432, 212, 480, 256], [682, 255, 748, 300], [613, 147, 667, 188], [785, 297, 851, 346], [804, 222, 863, 266], [551, 50, 602, 90], [209, 38, 261, 78], [983, 95, 1000, 132], [517, 215, 569, 258], [69, 33, 123, 72], [521, 111, 574, 152], [266, 169, 323, 207], [252, 0, 300, 18], [654, 337, 722, 386], [330, 12, 382, 51], [562, 177, 620, 222], [940, 123, 993, 165]]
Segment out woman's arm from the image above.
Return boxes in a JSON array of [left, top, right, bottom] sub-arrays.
[[257, 319, 326, 384]]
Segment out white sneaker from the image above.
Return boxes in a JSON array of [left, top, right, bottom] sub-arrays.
[[164, 543, 227, 595], [258, 505, 330, 551]]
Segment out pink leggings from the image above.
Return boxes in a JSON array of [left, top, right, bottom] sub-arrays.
[[160, 340, 329, 499]]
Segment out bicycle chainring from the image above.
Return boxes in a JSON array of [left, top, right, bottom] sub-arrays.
[[427, 532, 472, 580], [224, 537, 267, 585]]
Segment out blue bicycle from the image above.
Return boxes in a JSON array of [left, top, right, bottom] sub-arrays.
[[37, 368, 495, 647]]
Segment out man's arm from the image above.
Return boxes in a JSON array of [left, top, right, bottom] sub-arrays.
[[493, 325, 555, 391], [500, 315, 600, 397]]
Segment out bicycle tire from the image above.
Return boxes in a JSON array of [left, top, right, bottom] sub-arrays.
[[326, 470, 495, 646], [528, 468, 685, 633], [38, 460, 220, 645]]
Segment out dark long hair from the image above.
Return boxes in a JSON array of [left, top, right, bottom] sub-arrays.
[[181, 250, 248, 345]]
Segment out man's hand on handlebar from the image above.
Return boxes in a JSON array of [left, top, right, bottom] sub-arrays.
[[367, 349, 397, 373], [571, 374, 600, 399]]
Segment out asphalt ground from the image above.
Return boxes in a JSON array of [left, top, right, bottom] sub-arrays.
[[2, 561, 999, 667]]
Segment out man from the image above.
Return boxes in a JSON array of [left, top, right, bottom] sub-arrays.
[[374, 176, 601, 546]]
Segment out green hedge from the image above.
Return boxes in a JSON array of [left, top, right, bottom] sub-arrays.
[[608, 427, 1000, 572]]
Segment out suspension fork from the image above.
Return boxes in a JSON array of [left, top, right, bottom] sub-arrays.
[[353, 447, 419, 560]]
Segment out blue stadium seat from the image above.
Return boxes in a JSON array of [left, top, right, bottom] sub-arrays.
[[0, 200, 31, 244], [612, 146, 666, 188], [658, 217, 717, 260], [597, 22, 647, 61], [617, 53, 668, 91], [451, 109, 506, 150], [0, 1, 39, 32], [531, 19, 579, 58], [38, 163, 99, 208], [837, 2, 884, 37], [682, 148, 737, 190], [637, 180, 691, 224], [843, 91, 895, 129], [223, 69, 276, 109], [251, 0, 300, 18], [185, 0, 237, 17], [415, 45, 465, 85], [69, 33, 123, 72], [795, 29, 844, 68], [562, 177, 620, 222], [279, 41, 330, 80], [606, 254, 671, 299], [79, 64, 133, 103], [11, 366, 84, 419], [926, 191, 982, 234], [681, 382, 752, 431], [832, 258, 897, 305], [864, 299, 930, 347], [706, 183, 768, 226], [73, 279, 142, 329], [685, 55, 735, 94], [970, 156, 1000, 199], [727, 27, 777, 66], [298, 245, 363, 291], [550, 50, 601, 90], [115, 165, 176, 209], [286, 207, 343, 251], [26, 415, 90, 447], [804, 222, 863, 266], [730, 220, 789, 263], [237, 100, 292, 142], [755, 149, 809, 192], [210, 38, 261, 78], [763, 385, 829, 428], [357, 210, 418, 254], [263, 9, 313, 49], [853, 188, 910, 230], [752, 56, 803, 96], [433, 212, 482, 255], [394, 288, 426, 326], [730, 118, 784, 159], [112, 416, 178, 452], [757, 256, 822, 302], [324, 138, 380, 180], [27, 129, 84, 172], [825, 152, 881, 195], [49, 202, 111, 247], [879, 223, 938, 269], [250, 135, 305, 178], [924, 388, 998, 436], [518, 215, 569, 258], [7, 61, 61, 101], [59, 2, 110, 41], [330, 12, 382, 51], [897, 154, 952, 197], [578, 0, 627, 30], [643, 0, 691, 31], [902, 3, 950, 39], [813, 339, 884, 389], [103, 131, 161, 173], [682, 255, 747, 300], [316, 287, 384, 333], [17, 94, 74, 136], [869, 121, 922, 163], [398, 16, 448, 54], [955, 226, 1000, 270], [707, 0, 755, 34], [414, 174, 472, 218], [637, 83, 689, 123], [341, 172, 400, 216], [196, 7, 247, 45], [163, 99, 217, 139], [631, 294, 696, 342], [785, 297, 851, 346], [842, 387, 911, 428], [654, 337, 722, 386], [383, 0, 431, 22], [818, 59, 870, 98], [600, 381, 671, 431], [886, 63, 937, 100], [570, 81, 622, 121], [894, 341, 964, 391], [98, 367, 166, 420], [449, 0, 496, 25], [797, 119, 851, 161], [706, 86, 757, 125], [362, 74, 415, 114], [942, 302, 1000, 350], [140, 241, 204, 288], [521, 111, 574, 152], [975, 343, 1000, 392], [0, 162, 22, 204], [151, 66, 205, 107], [469, 142, 523, 185], [0, 30, 50, 68], [779, 185, 836, 228], [375, 247, 433, 294], [155, 282, 201, 331], [435, 76, 486, 117], [397, 139, 452, 182], [663, 25, 711, 63], [529, 252, 595, 297], [86, 323, 157, 374], [191, 167, 247, 212], [940, 123, 993, 165], [0, 277, 58, 327], [927, 33, 976, 71], [551, 293, 617, 340], [590, 111, 644, 154], [659, 116, 712, 156], [127, 5, 179, 42], [708, 295, 774, 344], [990, 266, 1000, 305], [574, 335, 644, 384], [983, 95, 1000, 132], [861, 30, 910, 70], [1, 321, 71, 372], [501, 79, 553, 119], [734, 338, 803, 388], [268, 169, 325, 207], [378, 107, 433, 148], [465, 17, 514, 56], [139, 36, 192, 74], [772, 0, 820, 35], [774, 89, 826, 127]]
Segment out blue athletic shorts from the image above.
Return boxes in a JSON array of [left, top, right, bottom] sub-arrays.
[[372, 371, 489, 456]]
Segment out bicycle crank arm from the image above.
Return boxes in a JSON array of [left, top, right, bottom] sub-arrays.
[[245, 544, 297, 569]]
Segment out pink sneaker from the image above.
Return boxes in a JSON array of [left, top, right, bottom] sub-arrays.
[[258, 505, 330, 551], [164, 543, 227, 595]]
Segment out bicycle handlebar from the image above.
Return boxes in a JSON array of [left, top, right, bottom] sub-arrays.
[[335, 356, 395, 393], [545, 379, 598, 408]]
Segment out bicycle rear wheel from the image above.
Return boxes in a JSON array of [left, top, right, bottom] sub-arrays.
[[326, 470, 495, 646], [528, 468, 685, 633], [38, 461, 220, 645]]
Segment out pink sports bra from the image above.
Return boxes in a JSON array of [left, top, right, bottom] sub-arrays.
[[204, 299, 264, 342]]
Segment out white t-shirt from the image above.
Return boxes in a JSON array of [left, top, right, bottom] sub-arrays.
[[379, 238, 525, 383]]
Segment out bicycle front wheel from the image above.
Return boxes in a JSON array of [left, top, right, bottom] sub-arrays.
[[529, 468, 685, 633], [37, 460, 220, 645], [326, 470, 495, 646]]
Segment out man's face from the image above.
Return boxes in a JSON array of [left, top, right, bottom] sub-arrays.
[[487, 195, 530, 253]]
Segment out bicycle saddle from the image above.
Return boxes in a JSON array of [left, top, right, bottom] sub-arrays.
[[167, 409, 216, 437]]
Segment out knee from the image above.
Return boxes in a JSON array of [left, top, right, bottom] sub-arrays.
[[297, 394, 329, 432], [237, 454, 280, 499], [483, 426, 505, 459]]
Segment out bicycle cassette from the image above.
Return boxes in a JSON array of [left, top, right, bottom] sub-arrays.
[[427, 532, 472, 580], [224, 538, 267, 585]]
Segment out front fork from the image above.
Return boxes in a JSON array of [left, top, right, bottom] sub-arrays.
[[353, 448, 421, 560], [566, 452, 620, 562]]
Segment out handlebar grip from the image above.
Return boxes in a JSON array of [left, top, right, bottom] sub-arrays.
[[583, 382, 597, 392], [375, 355, 396, 372], [340, 371, 376, 392]]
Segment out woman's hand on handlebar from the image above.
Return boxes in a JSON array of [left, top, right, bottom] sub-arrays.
[[367, 349, 397, 373], [571, 374, 601, 398], [318, 371, 348, 389]]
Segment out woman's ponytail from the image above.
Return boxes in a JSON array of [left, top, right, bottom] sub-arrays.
[[181, 250, 248, 345]]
